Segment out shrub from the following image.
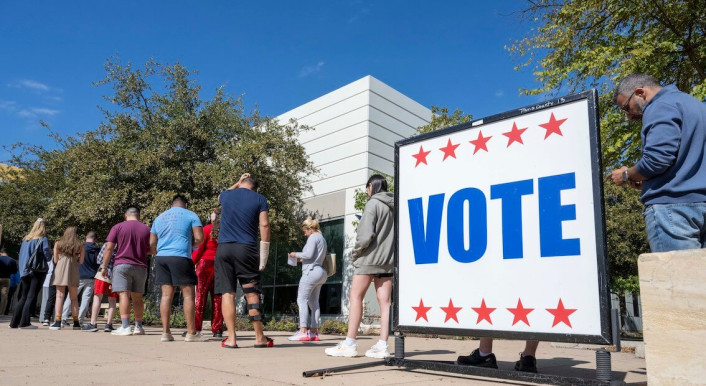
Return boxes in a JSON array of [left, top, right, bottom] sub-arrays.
[[264, 317, 298, 332], [320, 319, 348, 335]]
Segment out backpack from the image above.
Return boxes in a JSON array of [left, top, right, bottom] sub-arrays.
[[27, 239, 48, 273], [322, 253, 336, 278]]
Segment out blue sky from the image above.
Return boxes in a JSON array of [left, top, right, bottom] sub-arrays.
[[0, 1, 545, 162]]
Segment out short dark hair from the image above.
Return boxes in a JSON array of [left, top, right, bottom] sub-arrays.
[[614, 73, 661, 102], [86, 231, 97, 240], [125, 206, 141, 216], [242, 176, 259, 191], [172, 194, 190, 206], [0, 247, 6, 254], [366, 174, 388, 195]]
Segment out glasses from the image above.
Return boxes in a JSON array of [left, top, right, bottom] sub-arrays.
[[621, 90, 637, 112]]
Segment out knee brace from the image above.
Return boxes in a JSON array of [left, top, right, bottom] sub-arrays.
[[246, 302, 265, 322]]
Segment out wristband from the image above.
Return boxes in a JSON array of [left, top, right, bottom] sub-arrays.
[[621, 169, 629, 183], [259, 241, 270, 271]]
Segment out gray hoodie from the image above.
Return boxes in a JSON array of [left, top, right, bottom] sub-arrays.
[[352, 191, 395, 275]]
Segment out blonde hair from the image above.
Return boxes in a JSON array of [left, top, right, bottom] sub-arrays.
[[24, 218, 47, 241], [56, 226, 83, 257], [301, 217, 321, 233]]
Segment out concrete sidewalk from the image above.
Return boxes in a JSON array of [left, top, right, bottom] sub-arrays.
[[0, 316, 646, 385]]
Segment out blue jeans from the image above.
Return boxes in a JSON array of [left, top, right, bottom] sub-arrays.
[[643, 203, 706, 252]]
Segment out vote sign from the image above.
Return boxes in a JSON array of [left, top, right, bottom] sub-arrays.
[[394, 91, 610, 343]]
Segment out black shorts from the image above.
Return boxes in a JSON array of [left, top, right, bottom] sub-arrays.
[[154, 256, 198, 287], [214, 242, 260, 295], [372, 273, 394, 279]]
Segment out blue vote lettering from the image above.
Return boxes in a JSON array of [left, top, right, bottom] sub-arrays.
[[407, 172, 580, 264]]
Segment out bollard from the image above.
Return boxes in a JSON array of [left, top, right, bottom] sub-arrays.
[[595, 348, 612, 381]]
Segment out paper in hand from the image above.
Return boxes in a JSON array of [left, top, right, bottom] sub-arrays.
[[287, 254, 297, 267]]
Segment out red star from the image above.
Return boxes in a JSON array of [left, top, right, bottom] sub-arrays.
[[546, 298, 577, 328], [412, 299, 432, 322], [539, 112, 567, 139], [412, 145, 431, 167], [440, 299, 462, 323], [507, 298, 534, 326], [439, 139, 460, 161], [469, 130, 492, 154], [502, 122, 527, 147], [471, 298, 496, 325]]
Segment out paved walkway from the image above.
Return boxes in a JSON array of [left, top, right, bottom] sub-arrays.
[[0, 316, 646, 385]]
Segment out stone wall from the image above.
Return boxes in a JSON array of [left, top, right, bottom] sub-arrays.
[[638, 249, 706, 385]]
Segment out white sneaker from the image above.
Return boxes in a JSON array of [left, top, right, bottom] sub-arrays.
[[184, 332, 209, 342], [161, 333, 174, 342], [365, 344, 391, 359], [20, 324, 38, 330], [325, 342, 358, 357], [288, 330, 310, 341], [111, 326, 133, 336], [132, 326, 145, 335]]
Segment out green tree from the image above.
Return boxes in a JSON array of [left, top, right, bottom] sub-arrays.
[[417, 106, 473, 135], [0, 58, 316, 245], [507, 0, 706, 293]]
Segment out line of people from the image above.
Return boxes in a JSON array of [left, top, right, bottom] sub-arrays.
[[4, 173, 398, 357]]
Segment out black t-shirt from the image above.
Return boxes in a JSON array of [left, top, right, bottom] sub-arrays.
[[0, 255, 19, 278]]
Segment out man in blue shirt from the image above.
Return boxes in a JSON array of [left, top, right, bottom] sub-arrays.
[[608, 73, 706, 251], [150, 195, 207, 342], [215, 174, 273, 348]]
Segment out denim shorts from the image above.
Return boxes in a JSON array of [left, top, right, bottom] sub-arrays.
[[643, 202, 706, 252]]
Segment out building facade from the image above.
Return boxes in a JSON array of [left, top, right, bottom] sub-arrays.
[[268, 76, 431, 317]]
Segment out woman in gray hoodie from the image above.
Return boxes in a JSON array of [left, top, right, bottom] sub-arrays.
[[325, 174, 394, 359]]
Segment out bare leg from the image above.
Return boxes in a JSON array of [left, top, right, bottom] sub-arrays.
[[160, 285, 174, 334], [523, 340, 539, 357], [479, 338, 493, 354], [90, 294, 102, 325], [118, 292, 131, 321], [54, 286, 66, 321], [242, 283, 267, 345], [221, 292, 237, 346], [346, 275, 372, 340], [373, 277, 392, 342], [181, 285, 196, 334], [106, 297, 117, 324], [131, 293, 144, 321], [68, 286, 79, 320]]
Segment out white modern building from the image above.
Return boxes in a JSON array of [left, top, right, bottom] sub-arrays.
[[272, 76, 431, 317]]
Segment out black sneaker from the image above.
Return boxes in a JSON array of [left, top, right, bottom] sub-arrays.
[[514, 353, 537, 373], [49, 321, 62, 330], [104, 324, 114, 332], [72, 321, 81, 330], [456, 349, 498, 369], [82, 323, 99, 332]]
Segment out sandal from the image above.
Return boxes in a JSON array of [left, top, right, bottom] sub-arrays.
[[221, 338, 238, 349], [254, 336, 274, 348]]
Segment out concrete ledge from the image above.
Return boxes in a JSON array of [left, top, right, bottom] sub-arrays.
[[638, 249, 706, 385]]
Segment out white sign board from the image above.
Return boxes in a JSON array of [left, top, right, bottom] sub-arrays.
[[394, 91, 610, 343]]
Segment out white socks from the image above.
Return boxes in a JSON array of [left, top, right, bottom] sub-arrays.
[[345, 337, 356, 346], [376, 340, 388, 349], [479, 349, 492, 357]]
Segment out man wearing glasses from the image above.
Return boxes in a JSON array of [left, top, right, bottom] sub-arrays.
[[607, 73, 706, 252]]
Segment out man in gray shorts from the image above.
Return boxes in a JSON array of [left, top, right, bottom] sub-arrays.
[[100, 206, 151, 336]]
